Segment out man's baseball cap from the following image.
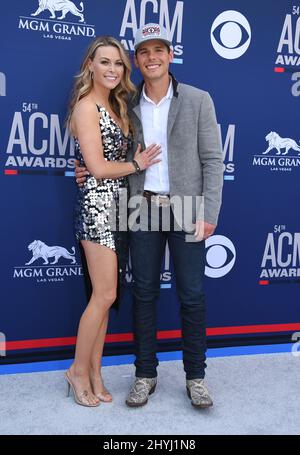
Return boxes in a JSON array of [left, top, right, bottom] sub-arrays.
[[134, 23, 172, 51]]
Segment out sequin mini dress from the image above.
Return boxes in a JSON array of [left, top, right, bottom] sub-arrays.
[[74, 105, 131, 307]]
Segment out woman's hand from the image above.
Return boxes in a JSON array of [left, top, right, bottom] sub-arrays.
[[133, 143, 161, 171], [74, 159, 89, 186]]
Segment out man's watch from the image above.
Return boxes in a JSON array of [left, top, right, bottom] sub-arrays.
[[132, 159, 141, 174]]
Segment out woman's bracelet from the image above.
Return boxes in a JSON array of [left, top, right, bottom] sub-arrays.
[[132, 159, 141, 174]]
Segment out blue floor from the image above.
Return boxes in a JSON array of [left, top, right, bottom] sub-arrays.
[[0, 343, 292, 375]]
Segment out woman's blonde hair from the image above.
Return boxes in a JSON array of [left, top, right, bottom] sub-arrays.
[[66, 36, 136, 132]]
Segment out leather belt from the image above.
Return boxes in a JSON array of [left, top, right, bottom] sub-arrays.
[[143, 190, 170, 207]]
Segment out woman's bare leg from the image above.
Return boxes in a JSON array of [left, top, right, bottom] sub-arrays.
[[67, 240, 117, 406], [89, 313, 112, 401]]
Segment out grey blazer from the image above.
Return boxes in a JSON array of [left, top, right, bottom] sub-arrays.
[[127, 75, 224, 226]]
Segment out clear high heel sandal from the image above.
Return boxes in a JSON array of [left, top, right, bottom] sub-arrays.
[[96, 386, 113, 403], [65, 371, 100, 407], [90, 375, 113, 402]]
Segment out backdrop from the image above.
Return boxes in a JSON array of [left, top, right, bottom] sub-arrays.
[[1, 0, 299, 363]]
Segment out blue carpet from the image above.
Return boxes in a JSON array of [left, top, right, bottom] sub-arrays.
[[0, 343, 293, 375]]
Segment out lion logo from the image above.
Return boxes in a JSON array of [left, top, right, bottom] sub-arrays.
[[31, 0, 85, 23], [25, 240, 77, 265], [264, 131, 300, 156]]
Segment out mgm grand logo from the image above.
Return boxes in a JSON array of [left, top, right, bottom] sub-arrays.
[[13, 240, 83, 283], [18, 1, 96, 40], [253, 131, 300, 172]]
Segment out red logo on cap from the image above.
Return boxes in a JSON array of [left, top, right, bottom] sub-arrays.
[[142, 25, 161, 38]]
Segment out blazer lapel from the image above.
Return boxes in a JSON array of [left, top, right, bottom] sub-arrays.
[[167, 95, 180, 140], [130, 81, 143, 122], [132, 104, 142, 122]]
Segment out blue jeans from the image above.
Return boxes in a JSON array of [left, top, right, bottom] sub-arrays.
[[130, 203, 207, 380]]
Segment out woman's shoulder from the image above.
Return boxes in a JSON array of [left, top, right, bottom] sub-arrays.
[[73, 96, 99, 118], [71, 96, 100, 136]]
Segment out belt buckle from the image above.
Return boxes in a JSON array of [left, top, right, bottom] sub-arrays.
[[156, 195, 170, 207]]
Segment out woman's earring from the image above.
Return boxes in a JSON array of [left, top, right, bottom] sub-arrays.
[[90, 71, 94, 80]]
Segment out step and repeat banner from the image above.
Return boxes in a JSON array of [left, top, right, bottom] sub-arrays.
[[0, 0, 299, 361]]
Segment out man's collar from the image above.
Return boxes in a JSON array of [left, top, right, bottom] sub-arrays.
[[141, 78, 173, 104], [133, 72, 179, 106]]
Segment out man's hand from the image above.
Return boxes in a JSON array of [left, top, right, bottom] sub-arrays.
[[194, 220, 216, 241], [75, 159, 89, 186]]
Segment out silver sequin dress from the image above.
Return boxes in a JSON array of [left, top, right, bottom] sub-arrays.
[[74, 105, 131, 308]]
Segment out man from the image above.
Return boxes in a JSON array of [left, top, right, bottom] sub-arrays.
[[76, 23, 223, 409]]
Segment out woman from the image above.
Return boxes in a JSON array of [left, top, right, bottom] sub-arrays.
[[66, 36, 161, 407]]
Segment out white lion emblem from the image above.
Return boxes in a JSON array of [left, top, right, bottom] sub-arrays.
[[26, 240, 77, 265], [31, 0, 85, 22], [264, 131, 300, 155]]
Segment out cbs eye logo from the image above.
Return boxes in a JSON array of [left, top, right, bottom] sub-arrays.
[[205, 235, 236, 278], [210, 11, 251, 59]]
